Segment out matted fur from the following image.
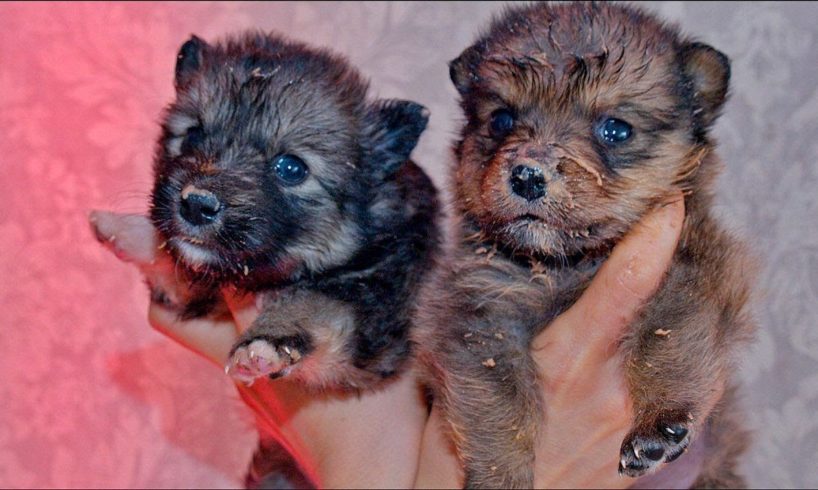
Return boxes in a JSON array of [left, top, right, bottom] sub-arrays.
[[416, 2, 755, 488]]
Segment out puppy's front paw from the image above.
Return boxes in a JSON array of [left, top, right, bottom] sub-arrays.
[[225, 338, 303, 385], [619, 414, 692, 477]]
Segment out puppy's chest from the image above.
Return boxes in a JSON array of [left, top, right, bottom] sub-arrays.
[[455, 242, 600, 336]]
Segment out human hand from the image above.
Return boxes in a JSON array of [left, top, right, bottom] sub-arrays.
[[414, 198, 685, 489], [89, 210, 428, 488], [89, 210, 242, 365], [90, 197, 684, 489]]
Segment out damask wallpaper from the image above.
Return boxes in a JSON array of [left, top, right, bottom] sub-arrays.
[[1, 2, 816, 488]]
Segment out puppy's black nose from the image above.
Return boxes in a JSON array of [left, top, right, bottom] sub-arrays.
[[180, 185, 222, 226], [510, 165, 546, 201]]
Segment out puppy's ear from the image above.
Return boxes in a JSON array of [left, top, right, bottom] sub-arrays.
[[682, 42, 730, 128], [175, 35, 209, 89], [364, 99, 429, 175], [449, 45, 482, 95]]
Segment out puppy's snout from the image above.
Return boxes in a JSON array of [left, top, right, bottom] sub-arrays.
[[510, 165, 546, 201], [180, 184, 222, 226]]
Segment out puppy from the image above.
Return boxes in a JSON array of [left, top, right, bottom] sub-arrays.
[[416, 3, 755, 488], [149, 31, 440, 390]]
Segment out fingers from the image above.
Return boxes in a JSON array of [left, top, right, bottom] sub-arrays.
[[415, 404, 463, 488], [148, 302, 239, 366], [89, 210, 164, 267], [91, 209, 243, 366], [533, 198, 685, 364], [222, 291, 262, 334]]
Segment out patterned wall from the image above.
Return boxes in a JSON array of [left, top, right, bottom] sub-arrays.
[[1, 2, 816, 487]]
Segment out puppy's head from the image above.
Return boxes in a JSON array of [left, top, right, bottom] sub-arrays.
[[451, 2, 729, 257], [151, 32, 428, 284]]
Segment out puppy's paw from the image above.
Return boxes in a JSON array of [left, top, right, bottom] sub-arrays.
[[619, 414, 692, 477], [225, 338, 303, 385]]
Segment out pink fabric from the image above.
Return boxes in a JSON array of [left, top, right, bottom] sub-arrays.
[[2, 2, 818, 488], [0, 3, 265, 487]]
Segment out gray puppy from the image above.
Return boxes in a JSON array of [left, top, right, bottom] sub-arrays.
[[95, 30, 442, 489], [149, 32, 440, 390]]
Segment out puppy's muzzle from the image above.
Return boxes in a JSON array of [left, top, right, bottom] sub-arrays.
[[180, 184, 222, 226]]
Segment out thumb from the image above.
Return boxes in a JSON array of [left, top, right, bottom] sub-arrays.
[[89, 210, 166, 268]]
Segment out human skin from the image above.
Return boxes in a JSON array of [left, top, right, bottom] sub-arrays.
[[90, 197, 683, 488]]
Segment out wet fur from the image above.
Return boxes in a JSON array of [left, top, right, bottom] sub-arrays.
[[416, 2, 755, 488], [150, 31, 440, 389]]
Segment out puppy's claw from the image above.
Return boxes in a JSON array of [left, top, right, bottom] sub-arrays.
[[225, 338, 302, 384], [619, 417, 692, 477]]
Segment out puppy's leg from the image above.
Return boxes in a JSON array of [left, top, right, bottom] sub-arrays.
[[618, 322, 725, 477], [226, 289, 384, 389], [432, 330, 541, 489], [618, 271, 747, 478], [226, 290, 316, 385], [226, 289, 346, 385]]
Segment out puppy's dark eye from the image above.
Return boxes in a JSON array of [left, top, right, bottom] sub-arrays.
[[273, 154, 309, 185], [489, 109, 515, 139], [598, 118, 633, 144], [181, 125, 205, 153]]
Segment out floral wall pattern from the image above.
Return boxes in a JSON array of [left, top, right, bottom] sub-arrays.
[[1, 2, 816, 487]]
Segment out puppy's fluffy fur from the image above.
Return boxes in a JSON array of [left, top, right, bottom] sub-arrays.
[[150, 32, 440, 390], [416, 3, 755, 487]]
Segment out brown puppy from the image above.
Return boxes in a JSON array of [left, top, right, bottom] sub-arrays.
[[416, 2, 756, 488]]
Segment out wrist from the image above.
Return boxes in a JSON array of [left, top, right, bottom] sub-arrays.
[[235, 380, 322, 487], [235, 369, 427, 489]]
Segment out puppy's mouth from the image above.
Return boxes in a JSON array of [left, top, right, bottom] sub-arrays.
[[515, 214, 544, 224], [169, 236, 221, 270], [507, 214, 552, 232], [508, 214, 594, 238], [486, 211, 606, 259]]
